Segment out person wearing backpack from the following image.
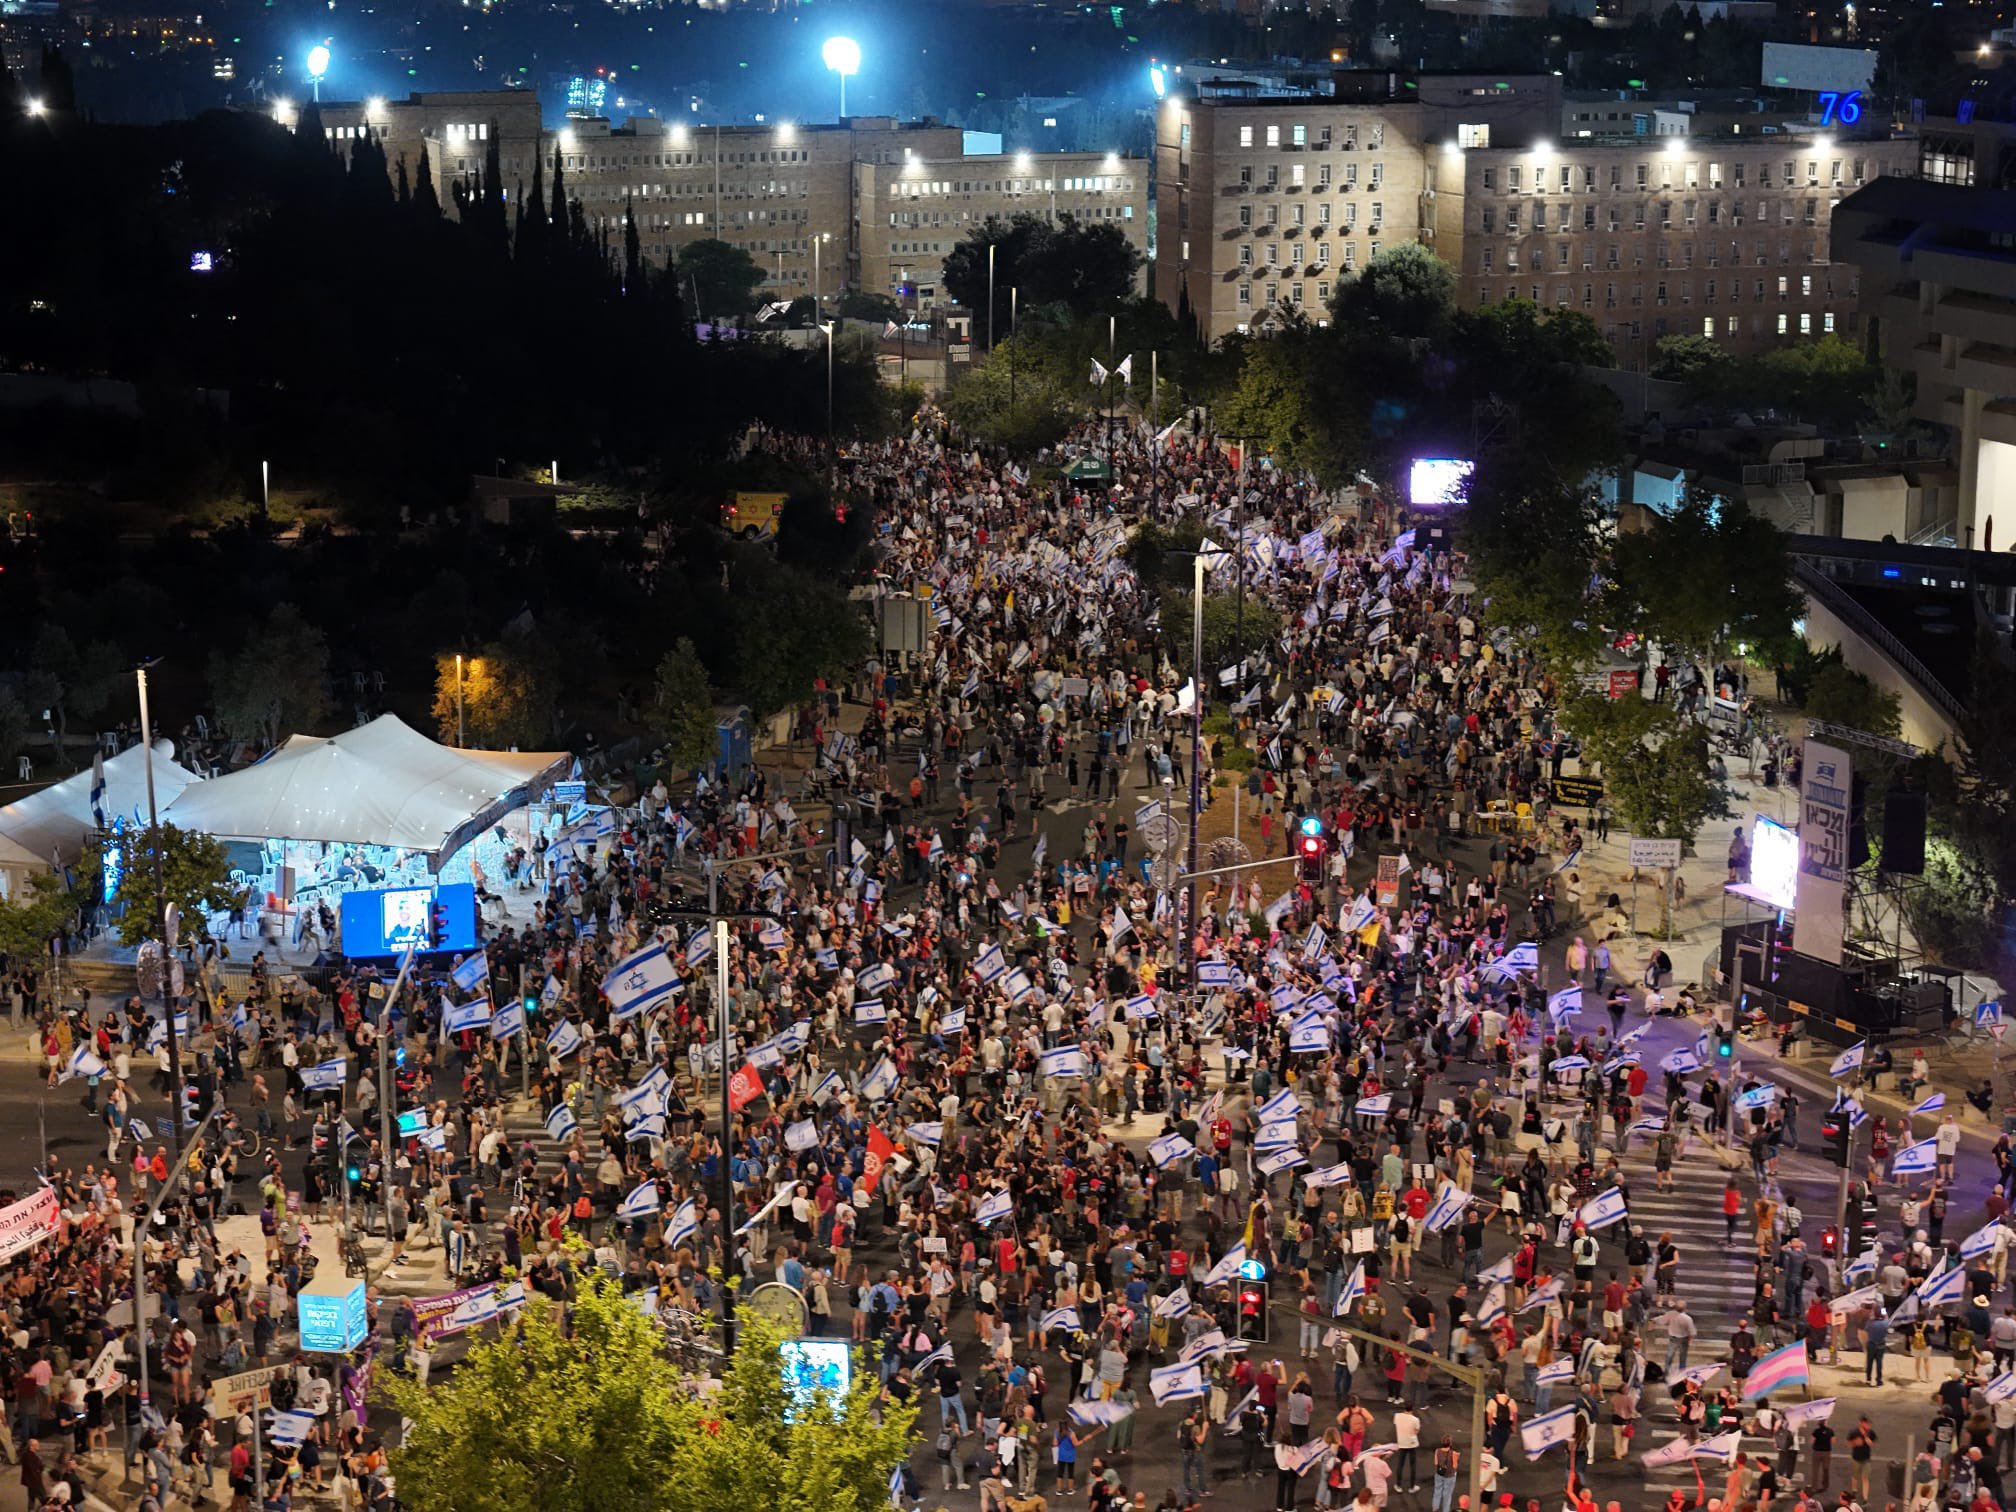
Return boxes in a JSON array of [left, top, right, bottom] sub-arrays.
[[1429, 1438, 1461, 1512]]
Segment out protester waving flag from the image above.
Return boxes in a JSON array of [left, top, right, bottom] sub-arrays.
[[544, 1104, 577, 1142], [975, 1189, 1015, 1226], [1831, 1042, 1866, 1077], [1200, 1244, 1247, 1289], [618, 1180, 661, 1219], [1149, 1361, 1207, 1406], [602, 944, 680, 1023], [1519, 1405, 1578, 1458], [1576, 1188, 1629, 1231], [1333, 1260, 1366, 1316], [1741, 1340, 1809, 1400]]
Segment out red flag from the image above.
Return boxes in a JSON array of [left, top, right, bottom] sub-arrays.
[[727, 1061, 766, 1112], [864, 1125, 897, 1187]]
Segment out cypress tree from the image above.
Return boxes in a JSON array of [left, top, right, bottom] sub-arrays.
[[623, 195, 642, 297], [549, 146, 566, 235], [413, 146, 440, 219], [396, 154, 411, 206]]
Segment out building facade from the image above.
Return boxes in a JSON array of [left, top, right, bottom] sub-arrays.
[[1155, 72, 1915, 358], [1835, 122, 2016, 552], [854, 150, 1148, 312]]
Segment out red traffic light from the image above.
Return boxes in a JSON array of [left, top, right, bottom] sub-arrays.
[[1820, 1226, 1839, 1255], [1298, 835, 1324, 861]]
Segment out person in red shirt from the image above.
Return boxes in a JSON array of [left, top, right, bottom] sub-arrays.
[[1402, 1183, 1432, 1223]]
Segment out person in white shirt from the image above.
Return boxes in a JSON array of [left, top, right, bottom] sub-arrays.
[[1393, 1409, 1423, 1491]]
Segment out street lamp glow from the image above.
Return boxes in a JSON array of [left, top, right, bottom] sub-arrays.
[[822, 34, 861, 117], [365, 95, 386, 115], [24, 98, 44, 117], [306, 44, 331, 78]]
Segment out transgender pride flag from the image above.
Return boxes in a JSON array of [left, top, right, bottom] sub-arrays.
[[1742, 1340, 1809, 1401]]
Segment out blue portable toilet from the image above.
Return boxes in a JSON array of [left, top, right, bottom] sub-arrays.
[[714, 704, 752, 781]]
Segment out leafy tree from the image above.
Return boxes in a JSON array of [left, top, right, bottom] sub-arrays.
[[378, 1276, 916, 1512], [940, 334, 1081, 452], [1910, 640, 2016, 977], [647, 639, 717, 774], [1157, 588, 1284, 670], [676, 239, 765, 320], [1328, 242, 1456, 341], [1802, 661, 1903, 739], [0, 689, 31, 780], [206, 603, 333, 752], [1651, 333, 1733, 384], [0, 872, 78, 962], [25, 625, 123, 766], [730, 560, 871, 723], [942, 214, 1145, 338], [111, 823, 237, 947], [431, 626, 562, 749], [1460, 452, 1610, 678], [1610, 494, 1800, 665], [1213, 325, 1333, 482]]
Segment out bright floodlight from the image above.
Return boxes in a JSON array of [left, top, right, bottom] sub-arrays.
[[822, 36, 861, 76], [306, 44, 330, 77]]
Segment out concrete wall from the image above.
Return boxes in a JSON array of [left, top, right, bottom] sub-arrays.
[[1800, 589, 1963, 753]]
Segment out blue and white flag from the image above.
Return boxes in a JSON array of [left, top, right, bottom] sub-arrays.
[[418, 1124, 449, 1152], [1474, 1284, 1508, 1327], [1424, 1181, 1471, 1233], [542, 973, 564, 1008], [1661, 1046, 1703, 1075], [1289, 1020, 1332, 1054], [1201, 1244, 1247, 1289], [1149, 1132, 1196, 1169], [861, 1057, 900, 1103], [1550, 1055, 1591, 1075], [626, 1112, 666, 1142], [854, 998, 887, 1026], [975, 1189, 1015, 1226], [1198, 959, 1238, 989], [442, 999, 491, 1034], [1893, 1137, 1940, 1176], [916, 1340, 954, 1374], [785, 1120, 819, 1152], [683, 929, 714, 968], [1001, 969, 1035, 1004], [450, 951, 490, 995], [1962, 1222, 2005, 1261], [1342, 896, 1377, 933], [1154, 1287, 1192, 1321], [1519, 1276, 1565, 1313], [602, 945, 681, 1023], [1283, 1440, 1335, 1477], [266, 1411, 318, 1448], [937, 1006, 966, 1036], [127, 1117, 151, 1142], [1255, 1121, 1299, 1152], [62, 1046, 105, 1083], [545, 1103, 577, 1142], [905, 1122, 943, 1146], [619, 1065, 670, 1117], [1305, 1161, 1355, 1188], [1831, 1042, 1866, 1077], [1916, 1261, 1968, 1311], [300, 1058, 347, 1093], [1333, 1260, 1366, 1316], [1577, 1188, 1628, 1231], [1125, 992, 1160, 1022], [1914, 1092, 1946, 1116], [810, 1070, 844, 1106], [668, 1198, 699, 1249], [1548, 986, 1582, 1019], [1258, 1146, 1307, 1176], [1735, 1083, 1780, 1110], [972, 943, 1007, 984], [1520, 1405, 1577, 1459], [545, 1020, 583, 1060], [619, 1180, 661, 1219], [1354, 1093, 1392, 1117], [1478, 1254, 1515, 1287], [1536, 1358, 1576, 1386], [858, 962, 897, 997], [490, 1002, 525, 1040], [1040, 1306, 1082, 1334], [1986, 1371, 2016, 1405], [1149, 1362, 1207, 1406], [1257, 1089, 1299, 1123], [1482, 941, 1540, 981], [1040, 1045, 1090, 1079], [1069, 1398, 1136, 1430]]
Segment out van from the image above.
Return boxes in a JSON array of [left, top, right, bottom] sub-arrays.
[[724, 491, 786, 539]]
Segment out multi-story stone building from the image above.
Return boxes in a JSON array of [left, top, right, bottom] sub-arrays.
[[1154, 71, 1916, 358], [854, 149, 1148, 313]]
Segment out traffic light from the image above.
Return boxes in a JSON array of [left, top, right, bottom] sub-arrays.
[[430, 902, 452, 949], [1820, 1225, 1839, 1257], [1714, 1023, 1735, 1059], [523, 992, 540, 1020], [1297, 816, 1326, 885], [1820, 1110, 1853, 1168], [1237, 1278, 1270, 1342]]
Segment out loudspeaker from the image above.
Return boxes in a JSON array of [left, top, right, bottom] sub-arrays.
[[1882, 790, 1927, 875]]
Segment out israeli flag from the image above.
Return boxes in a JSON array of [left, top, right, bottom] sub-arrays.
[[975, 1189, 1015, 1225], [1149, 1132, 1196, 1169], [300, 1058, 347, 1093], [1155, 1287, 1192, 1320], [545, 1021, 583, 1060], [1661, 1045, 1703, 1075], [1342, 895, 1377, 933], [1519, 1276, 1565, 1313], [619, 1065, 670, 1117], [1484, 941, 1540, 980], [449, 951, 490, 995], [1478, 1254, 1515, 1286], [812, 1071, 844, 1105], [854, 998, 887, 1026], [1303, 923, 1329, 959], [1255, 1121, 1299, 1152], [1258, 1088, 1300, 1123], [1831, 1042, 1866, 1077], [937, 1006, 966, 1037], [1198, 959, 1238, 988], [1536, 1358, 1577, 1386], [1149, 1362, 1207, 1406], [888, 1466, 906, 1510], [1914, 1092, 1946, 1115], [1550, 1055, 1591, 1074], [1125, 993, 1159, 1022], [266, 1411, 318, 1449], [1333, 1260, 1366, 1316], [1986, 1371, 2016, 1405], [1305, 1162, 1355, 1188], [1040, 1045, 1090, 1079], [972, 943, 1007, 984], [619, 1180, 661, 1219], [1893, 1137, 1940, 1176], [1844, 1247, 1882, 1282], [1520, 1405, 1578, 1459], [442, 999, 491, 1034], [542, 973, 564, 1008], [1423, 1181, 1471, 1233], [915, 1340, 954, 1375], [1577, 1188, 1628, 1231], [1201, 1244, 1247, 1289], [545, 1104, 577, 1142], [1735, 1083, 1780, 1110], [1548, 986, 1582, 1019], [63, 1046, 105, 1082], [1040, 1306, 1082, 1334], [1002, 969, 1035, 1004], [861, 1057, 900, 1103], [1916, 1261, 1968, 1311], [1474, 1284, 1508, 1327], [602, 945, 681, 1023], [1961, 1222, 2005, 1261], [1354, 1093, 1392, 1116], [858, 962, 897, 996], [1258, 1146, 1307, 1176], [490, 1002, 525, 1041], [127, 1117, 152, 1142], [667, 1198, 699, 1249], [626, 1112, 667, 1142], [1289, 1021, 1332, 1054], [785, 1119, 819, 1153], [905, 1122, 943, 1146], [418, 1124, 449, 1152]]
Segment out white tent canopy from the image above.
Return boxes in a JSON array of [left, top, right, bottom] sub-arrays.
[[0, 741, 201, 890], [161, 715, 569, 866]]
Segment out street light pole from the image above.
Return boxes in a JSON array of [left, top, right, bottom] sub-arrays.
[[713, 917, 734, 1351], [129, 1106, 220, 1472], [823, 322, 835, 438], [987, 243, 995, 353], [135, 663, 186, 1161], [455, 654, 465, 747], [1185, 552, 1206, 1005]]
